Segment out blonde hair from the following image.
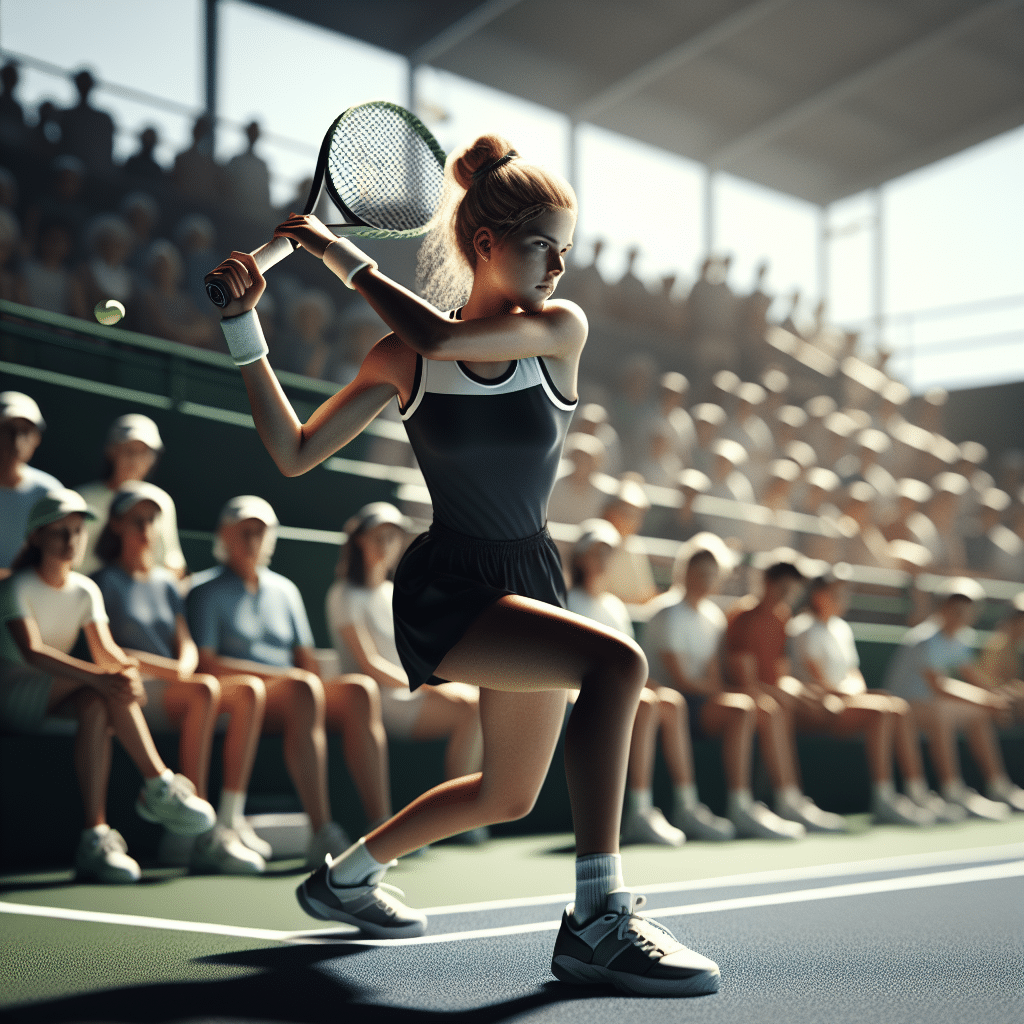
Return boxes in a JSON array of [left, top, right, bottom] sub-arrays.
[[416, 133, 577, 311]]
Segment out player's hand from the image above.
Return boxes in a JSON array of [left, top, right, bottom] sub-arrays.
[[273, 213, 336, 259], [204, 251, 267, 319]]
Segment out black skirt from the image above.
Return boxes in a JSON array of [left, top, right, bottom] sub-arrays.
[[392, 520, 567, 691]]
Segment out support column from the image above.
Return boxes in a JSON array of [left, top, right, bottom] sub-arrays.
[[204, 0, 218, 156], [703, 167, 716, 257], [818, 204, 830, 310], [407, 60, 418, 115], [872, 186, 884, 355]]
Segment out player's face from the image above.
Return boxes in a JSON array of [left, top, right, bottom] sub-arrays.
[[487, 207, 576, 313], [34, 513, 87, 566]]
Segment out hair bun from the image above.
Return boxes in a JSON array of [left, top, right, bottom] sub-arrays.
[[451, 133, 515, 190]]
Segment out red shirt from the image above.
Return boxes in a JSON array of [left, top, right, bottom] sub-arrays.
[[725, 601, 786, 687]]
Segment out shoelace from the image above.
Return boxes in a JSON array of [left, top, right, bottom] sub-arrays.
[[97, 829, 128, 854], [609, 894, 682, 958]]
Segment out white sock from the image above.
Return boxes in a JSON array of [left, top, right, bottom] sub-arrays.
[[905, 778, 928, 802], [941, 779, 966, 802], [218, 789, 246, 828], [674, 783, 699, 812], [986, 775, 1013, 797], [776, 786, 803, 808], [573, 852, 624, 925], [872, 780, 895, 803], [329, 836, 391, 886], [83, 824, 110, 839], [627, 789, 652, 813], [727, 789, 753, 816], [144, 769, 174, 793]]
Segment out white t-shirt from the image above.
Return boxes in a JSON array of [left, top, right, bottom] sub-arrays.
[[325, 578, 402, 675], [566, 587, 634, 638], [77, 480, 185, 577], [0, 569, 108, 665], [643, 595, 725, 688], [603, 535, 656, 606], [790, 615, 861, 693]]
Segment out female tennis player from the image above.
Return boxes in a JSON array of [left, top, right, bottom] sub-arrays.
[[205, 135, 720, 996]]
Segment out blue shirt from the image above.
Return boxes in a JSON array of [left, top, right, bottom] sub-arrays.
[[93, 564, 183, 659], [0, 465, 63, 568], [186, 564, 314, 668], [884, 619, 975, 702]]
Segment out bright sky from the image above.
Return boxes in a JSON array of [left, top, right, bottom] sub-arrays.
[[2, 0, 1022, 391]]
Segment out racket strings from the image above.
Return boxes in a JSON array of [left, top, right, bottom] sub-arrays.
[[327, 106, 444, 232]]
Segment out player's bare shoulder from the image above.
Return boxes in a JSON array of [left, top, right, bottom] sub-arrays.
[[542, 298, 589, 354]]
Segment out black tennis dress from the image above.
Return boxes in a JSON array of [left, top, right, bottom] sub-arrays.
[[393, 333, 578, 691]]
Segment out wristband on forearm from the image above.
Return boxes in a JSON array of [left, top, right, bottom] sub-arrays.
[[220, 308, 268, 366], [323, 237, 378, 288]]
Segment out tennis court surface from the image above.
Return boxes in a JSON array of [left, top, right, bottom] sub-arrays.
[[3, 818, 1022, 1024]]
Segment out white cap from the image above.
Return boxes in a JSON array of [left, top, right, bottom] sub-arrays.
[[26, 488, 96, 536], [107, 413, 163, 451], [574, 518, 621, 555], [0, 391, 45, 430], [937, 576, 986, 603], [344, 501, 411, 537], [218, 495, 278, 528], [109, 480, 168, 519], [711, 438, 748, 466]]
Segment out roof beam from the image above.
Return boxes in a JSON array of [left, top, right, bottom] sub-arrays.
[[573, 0, 792, 122], [709, 0, 1024, 170], [409, 0, 526, 66]]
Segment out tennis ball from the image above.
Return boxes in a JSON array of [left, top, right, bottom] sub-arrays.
[[94, 299, 125, 326]]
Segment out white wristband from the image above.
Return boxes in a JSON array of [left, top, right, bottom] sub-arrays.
[[220, 308, 269, 366], [324, 237, 378, 288]]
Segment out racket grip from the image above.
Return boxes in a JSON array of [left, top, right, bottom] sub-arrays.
[[205, 235, 299, 308]]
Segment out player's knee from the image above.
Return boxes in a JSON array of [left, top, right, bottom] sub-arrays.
[[490, 784, 539, 823], [599, 635, 647, 690]]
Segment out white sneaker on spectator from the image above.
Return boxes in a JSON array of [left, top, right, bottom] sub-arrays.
[[944, 784, 1011, 821], [776, 793, 847, 833], [671, 803, 735, 841], [907, 787, 966, 823], [986, 779, 1024, 812], [620, 807, 686, 846], [136, 772, 216, 836], [191, 824, 266, 875], [872, 791, 934, 827], [233, 817, 274, 860], [305, 821, 350, 868], [75, 828, 141, 884], [730, 801, 805, 840]]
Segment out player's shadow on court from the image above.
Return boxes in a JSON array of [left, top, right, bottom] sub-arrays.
[[0, 942, 609, 1024]]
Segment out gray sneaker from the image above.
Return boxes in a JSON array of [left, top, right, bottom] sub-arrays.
[[908, 788, 967, 823], [191, 824, 266, 875], [296, 860, 428, 938], [731, 801, 805, 839], [946, 786, 1011, 821], [75, 828, 141, 884], [621, 807, 686, 846], [872, 791, 935, 827], [136, 773, 216, 836], [776, 794, 848, 833], [551, 890, 720, 996], [671, 803, 736, 842]]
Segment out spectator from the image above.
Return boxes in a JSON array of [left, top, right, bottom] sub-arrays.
[[574, 402, 622, 476], [17, 217, 80, 316], [0, 166, 17, 212], [224, 120, 272, 219], [978, 593, 1024, 723], [0, 207, 20, 300], [0, 489, 215, 882], [748, 459, 800, 554], [883, 578, 1024, 817], [120, 191, 160, 276], [77, 413, 185, 578], [662, 468, 710, 543], [273, 290, 336, 378], [601, 475, 657, 606], [921, 472, 970, 572], [771, 404, 807, 451], [71, 214, 139, 329], [636, 420, 681, 489], [548, 432, 609, 528], [60, 70, 114, 175], [92, 482, 266, 873], [0, 61, 26, 148], [611, 352, 658, 468], [26, 100, 63, 163], [326, 502, 485, 837], [171, 115, 223, 204], [175, 213, 217, 311], [123, 126, 164, 183], [722, 381, 773, 492], [788, 573, 938, 825], [187, 496, 388, 866], [724, 560, 848, 832], [0, 392, 62, 574], [23, 156, 90, 258], [964, 487, 1022, 580], [645, 538, 803, 840], [607, 245, 650, 325], [139, 239, 218, 348], [689, 403, 726, 479]]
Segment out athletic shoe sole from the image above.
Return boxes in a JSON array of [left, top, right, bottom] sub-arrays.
[[552, 954, 720, 996]]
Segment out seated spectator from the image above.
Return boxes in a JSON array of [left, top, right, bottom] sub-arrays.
[[645, 539, 803, 840], [921, 473, 970, 572], [965, 487, 1023, 580], [224, 120, 272, 220], [18, 216, 81, 316], [574, 402, 622, 476], [171, 115, 223, 204], [885, 579, 1024, 818], [0, 166, 18, 212], [689, 403, 726, 479], [834, 481, 893, 568], [176, 214, 217, 311], [120, 191, 160, 275], [836, 428, 897, 522], [636, 420, 681, 489], [601, 474, 658, 606], [327, 502, 484, 837], [547, 432, 609, 528], [722, 381, 773, 492], [23, 156, 90, 259], [788, 573, 939, 825], [748, 459, 801, 554], [0, 392, 62, 574], [93, 482, 267, 873], [272, 290, 336, 378], [77, 414, 185, 578], [636, 372, 694, 466], [978, 593, 1024, 723], [661, 468, 710, 543], [0, 489, 215, 882], [0, 207, 20, 300], [612, 352, 658, 468], [139, 239, 218, 348], [0, 61, 26, 149], [71, 214, 139, 329], [26, 101, 62, 164], [771, 404, 807, 451], [123, 126, 164, 183], [188, 496, 390, 866], [724, 560, 848, 832], [60, 70, 114, 176]]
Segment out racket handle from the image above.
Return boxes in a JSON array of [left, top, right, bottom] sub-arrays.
[[205, 235, 298, 308]]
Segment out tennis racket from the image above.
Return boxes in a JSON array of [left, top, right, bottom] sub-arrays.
[[205, 100, 446, 307]]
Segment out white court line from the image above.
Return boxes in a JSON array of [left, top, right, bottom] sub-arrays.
[[2, 856, 1021, 949], [423, 842, 1024, 916]]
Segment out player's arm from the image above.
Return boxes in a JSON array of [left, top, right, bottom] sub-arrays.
[[275, 214, 588, 364]]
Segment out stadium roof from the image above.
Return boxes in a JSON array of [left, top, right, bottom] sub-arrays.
[[246, 0, 1024, 205]]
